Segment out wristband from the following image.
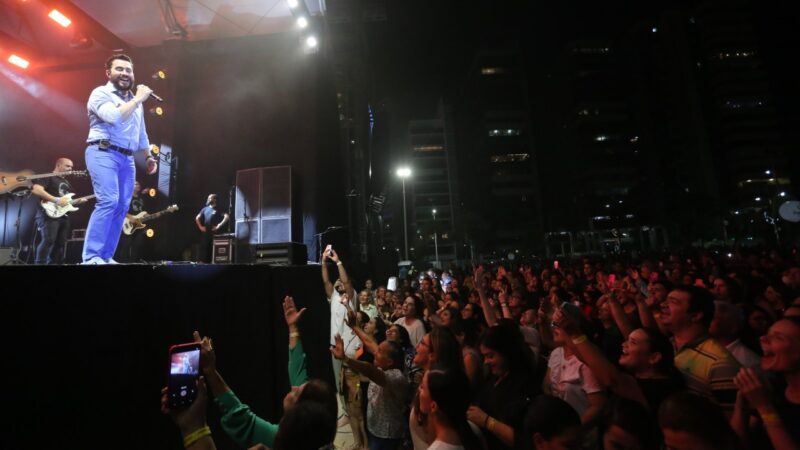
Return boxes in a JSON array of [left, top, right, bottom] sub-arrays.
[[760, 412, 782, 427], [183, 426, 211, 448], [487, 417, 497, 432], [289, 332, 300, 338], [336, 261, 343, 266], [572, 335, 588, 345]]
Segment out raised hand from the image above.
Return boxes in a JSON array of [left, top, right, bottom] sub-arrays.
[[160, 377, 209, 434], [329, 249, 340, 263], [734, 367, 771, 412], [193, 330, 216, 375], [283, 295, 307, 328], [330, 334, 345, 360]]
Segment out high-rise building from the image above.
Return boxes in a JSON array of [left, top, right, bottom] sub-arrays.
[[407, 102, 459, 266]]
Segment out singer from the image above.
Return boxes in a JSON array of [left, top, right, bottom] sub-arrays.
[[81, 53, 158, 264]]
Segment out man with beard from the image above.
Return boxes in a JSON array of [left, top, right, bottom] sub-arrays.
[[31, 158, 89, 264], [82, 54, 157, 264]]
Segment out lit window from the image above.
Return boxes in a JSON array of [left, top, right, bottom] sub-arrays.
[[481, 67, 507, 75], [490, 153, 530, 163], [413, 145, 444, 152], [488, 129, 521, 137]]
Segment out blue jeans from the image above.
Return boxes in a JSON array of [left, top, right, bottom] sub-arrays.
[[82, 145, 135, 261]]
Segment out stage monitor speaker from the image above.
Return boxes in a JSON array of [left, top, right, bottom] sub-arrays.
[[0, 247, 12, 265], [236, 242, 307, 265], [234, 166, 299, 244], [64, 239, 83, 264]]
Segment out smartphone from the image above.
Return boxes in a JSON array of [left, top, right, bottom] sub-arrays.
[[553, 260, 559, 270], [325, 244, 332, 253], [167, 342, 201, 409], [608, 274, 617, 284]]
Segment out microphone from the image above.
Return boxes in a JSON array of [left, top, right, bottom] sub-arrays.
[[150, 92, 164, 102]]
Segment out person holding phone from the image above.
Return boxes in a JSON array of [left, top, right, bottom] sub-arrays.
[[196, 296, 336, 449], [161, 377, 218, 450]]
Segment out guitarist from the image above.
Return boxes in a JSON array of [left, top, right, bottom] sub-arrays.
[[31, 158, 88, 264], [114, 180, 146, 263]]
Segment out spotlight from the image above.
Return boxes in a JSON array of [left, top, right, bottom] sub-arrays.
[[150, 145, 160, 156], [69, 29, 93, 49], [305, 35, 318, 48], [297, 16, 308, 28], [7, 54, 30, 69], [152, 70, 167, 80], [48, 9, 72, 28], [148, 188, 157, 198], [149, 106, 164, 116], [287, 0, 299, 8], [146, 228, 155, 238]]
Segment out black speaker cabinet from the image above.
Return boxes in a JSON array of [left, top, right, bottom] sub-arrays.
[[234, 166, 299, 245], [63, 239, 83, 264], [236, 242, 307, 265]]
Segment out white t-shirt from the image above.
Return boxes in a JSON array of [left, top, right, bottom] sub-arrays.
[[547, 347, 604, 416], [428, 440, 465, 450], [329, 288, 360, 356], [726, 339, 761, 368], [394, 317, 427, 347]]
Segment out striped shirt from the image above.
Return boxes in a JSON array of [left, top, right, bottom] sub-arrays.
[[673, 334, 740, 412]]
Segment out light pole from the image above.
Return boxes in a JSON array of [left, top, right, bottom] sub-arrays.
[[396, 167, 412, 261], [432, 208, 439, 268]]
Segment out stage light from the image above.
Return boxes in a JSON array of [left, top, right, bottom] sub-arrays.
[[287, 0, 299, 8], [146, 229, 155, 238], [152, 70, 167, 80], [297, 16, 308, 28], [8, 54, 30, 69], [148, 188, 156, 197], [305, 35, 318, 48], [150, 144, 160, 156], [149, 106, 164, 116], [48, 9, 72, 28]]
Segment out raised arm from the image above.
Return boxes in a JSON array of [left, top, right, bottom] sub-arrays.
[[330, 334, 386, 386], [329, 249, 352, 297], [553, 310, 649, 408], [474, 265, 498, 326], [606, 293, 636, 338], [320, 249, 333, 299]]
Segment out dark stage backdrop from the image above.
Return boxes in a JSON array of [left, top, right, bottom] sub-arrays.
[[1, 264, 334, 450], [0, 32, 345, 262]]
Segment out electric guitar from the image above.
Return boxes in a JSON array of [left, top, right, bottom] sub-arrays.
[[122, 205, 179, 235], [40, 193, 96, 219], [0, 170, 88, 195]]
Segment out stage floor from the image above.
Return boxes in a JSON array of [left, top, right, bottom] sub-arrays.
[[2, 263, 334, 450]]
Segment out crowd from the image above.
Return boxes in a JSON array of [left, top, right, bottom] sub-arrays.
[[161, 247, 800, 450]]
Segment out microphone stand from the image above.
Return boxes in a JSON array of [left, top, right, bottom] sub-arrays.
[[313, 226, 344, 263]]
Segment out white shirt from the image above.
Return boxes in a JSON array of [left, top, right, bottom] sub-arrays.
[[547, 347, 604, 416], [394, 317, 427, 347], [329, 288, 360, 356], [428, 441, 465, 450]]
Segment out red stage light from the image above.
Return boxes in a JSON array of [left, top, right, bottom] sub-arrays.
[[8, 54, 30, 69], [48, 9, 72, 28]]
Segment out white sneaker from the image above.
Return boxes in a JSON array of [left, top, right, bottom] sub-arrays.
[[106, 258, 120, 264], [81, 256, 107, 265]]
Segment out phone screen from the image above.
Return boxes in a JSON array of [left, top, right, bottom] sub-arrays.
[[168, 344, 201, 408], [608, 274, 617, 284]]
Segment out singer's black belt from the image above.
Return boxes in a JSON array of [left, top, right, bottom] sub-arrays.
[[87, 140, 134, 156]]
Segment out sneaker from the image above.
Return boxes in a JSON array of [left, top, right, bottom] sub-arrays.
[[106, 258, 120, 264], [81, 256, 107, 265]]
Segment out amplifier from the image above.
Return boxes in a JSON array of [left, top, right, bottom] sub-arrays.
[[64, 239, 83, 264], [237, 242, 307, 265]]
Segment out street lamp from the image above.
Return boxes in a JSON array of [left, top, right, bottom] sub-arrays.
[[396, 167, 412, 261], [432, 208, 439, 269]]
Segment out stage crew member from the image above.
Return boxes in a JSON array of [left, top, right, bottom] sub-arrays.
[[82, 53, 157, 264], [195, 194, 230, 263]]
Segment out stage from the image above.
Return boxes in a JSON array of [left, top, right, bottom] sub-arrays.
[[2, 263, 335, 450]]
